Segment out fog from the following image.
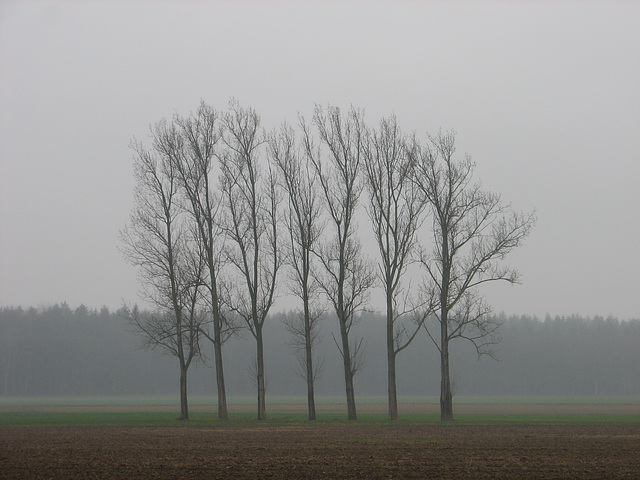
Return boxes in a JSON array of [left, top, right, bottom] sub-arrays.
[[1, 1, 639, 321], [2, 305, 638, 398]]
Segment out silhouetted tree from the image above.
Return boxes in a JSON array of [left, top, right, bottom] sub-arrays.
[[412, 130, 536, 421], [362, 115, 433, 420], [219, 100, 281, 420], [302, 105, 375, 420], [156, 101, 237, 420], [269, 122, 325, 420], [120, 133, 205, 420]]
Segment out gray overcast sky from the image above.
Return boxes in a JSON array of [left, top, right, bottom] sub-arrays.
[[1, 0, 638, 320]]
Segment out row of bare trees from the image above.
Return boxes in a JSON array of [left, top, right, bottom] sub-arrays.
[[121, 100, 535, 421]]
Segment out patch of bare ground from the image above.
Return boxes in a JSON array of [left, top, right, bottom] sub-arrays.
[[1, 424, 639, 479]]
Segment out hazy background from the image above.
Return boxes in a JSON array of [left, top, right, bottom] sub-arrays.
[[3, 306, 638, 397], [1, 1, 639, 320]]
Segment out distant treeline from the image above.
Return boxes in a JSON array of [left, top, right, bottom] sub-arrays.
[[1, 304, 638, 397]]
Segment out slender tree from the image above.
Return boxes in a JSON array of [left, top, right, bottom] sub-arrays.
[[268, 122, 324, 420], [120, 134, 204, 420], [362, 116, 431, 420], [302, 105, 375, 421], [154, 101, 236, 420], [219, 100, 280, 420], [412, 130, 536, 421]]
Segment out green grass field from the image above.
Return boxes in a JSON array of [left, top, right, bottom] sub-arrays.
[[2, 395, 639, 426]]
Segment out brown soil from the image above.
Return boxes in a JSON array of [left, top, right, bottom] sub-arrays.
[[1, 424, 639, 479]]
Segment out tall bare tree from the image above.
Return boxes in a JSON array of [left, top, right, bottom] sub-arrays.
[[412, 130, 536, 421], [219, 100, 280, 421], [268, 122, 324, 420], [120, 134, 204, 420], [362, 116, 431, 420], [302, 105, 375, 421], [153, 102, 236, 420]]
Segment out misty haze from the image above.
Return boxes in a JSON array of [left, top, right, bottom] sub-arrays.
[[1, 305, 638, 399], [1, 2, 639, 479]]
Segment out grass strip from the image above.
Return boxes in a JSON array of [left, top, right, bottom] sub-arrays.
[[3, 411, 640, 426]]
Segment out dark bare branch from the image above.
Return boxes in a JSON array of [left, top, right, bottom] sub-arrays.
[[301, 105, 374, 421], [218, 100, 281, 420], [411, 129, 536, 421]]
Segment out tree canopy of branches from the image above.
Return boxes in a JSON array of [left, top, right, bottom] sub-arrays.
[[120, 100, 537, 422], [412, 130, 536, 421], [362, 116, 432, 420], [219, 100, 281, 421], [153, 102, 236, 420], [120, 134, 205, 420], [302, 105, 376, 421], [269, 122, 324, 420]]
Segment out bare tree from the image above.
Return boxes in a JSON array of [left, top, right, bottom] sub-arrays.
[[268, 122, 324, 420], [362, 115, 432, 420], [153, 101, 237, 420], [120, 134, 204, 420], [219, 100, 280, 421], [411, 130, 536, 421], [302, 105, 375, 421]]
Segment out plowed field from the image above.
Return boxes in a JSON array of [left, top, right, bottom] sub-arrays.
[[2, 424, 639, 479]]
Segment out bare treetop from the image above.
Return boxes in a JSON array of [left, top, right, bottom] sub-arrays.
[[301, 104, 375, 420], [416, 131, 535, 326], [121, 128, 206, 420], [412, 129, 536, 420], [218, 100, 280, 420]]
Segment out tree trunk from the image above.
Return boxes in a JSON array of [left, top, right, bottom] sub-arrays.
[[440, 232, 453, 421], [306, 356, 316, 421], [388, 349, 398, 421], [340, 320, 357, 421], [256, 327, 267, 421], [179, 366, 189, 421], [387, 297, 398, 421], [440, 338, 454, 421], [211, 279, 229, 420], [344, 364, 357, 421], [213, 327, 228, 420], [304, 298, 316, 421]]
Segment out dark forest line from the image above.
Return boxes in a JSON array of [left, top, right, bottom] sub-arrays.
[[1, 304, 638, 398]]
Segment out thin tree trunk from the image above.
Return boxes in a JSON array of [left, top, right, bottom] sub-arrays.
[[388, 349, 398, 421], [213, 327, 228, 420], [440, 231, 453, 421], [387, 296, 398, 421], [306, 367, 316, 421], [344, 366, 357, 421], [179, 366, 189, 421], [256, 327, 267, 420], [304, 296, 316, 421], [440, 326, 453, 421], [210, 256, 229, 420], [340, 319, 357, 421]]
